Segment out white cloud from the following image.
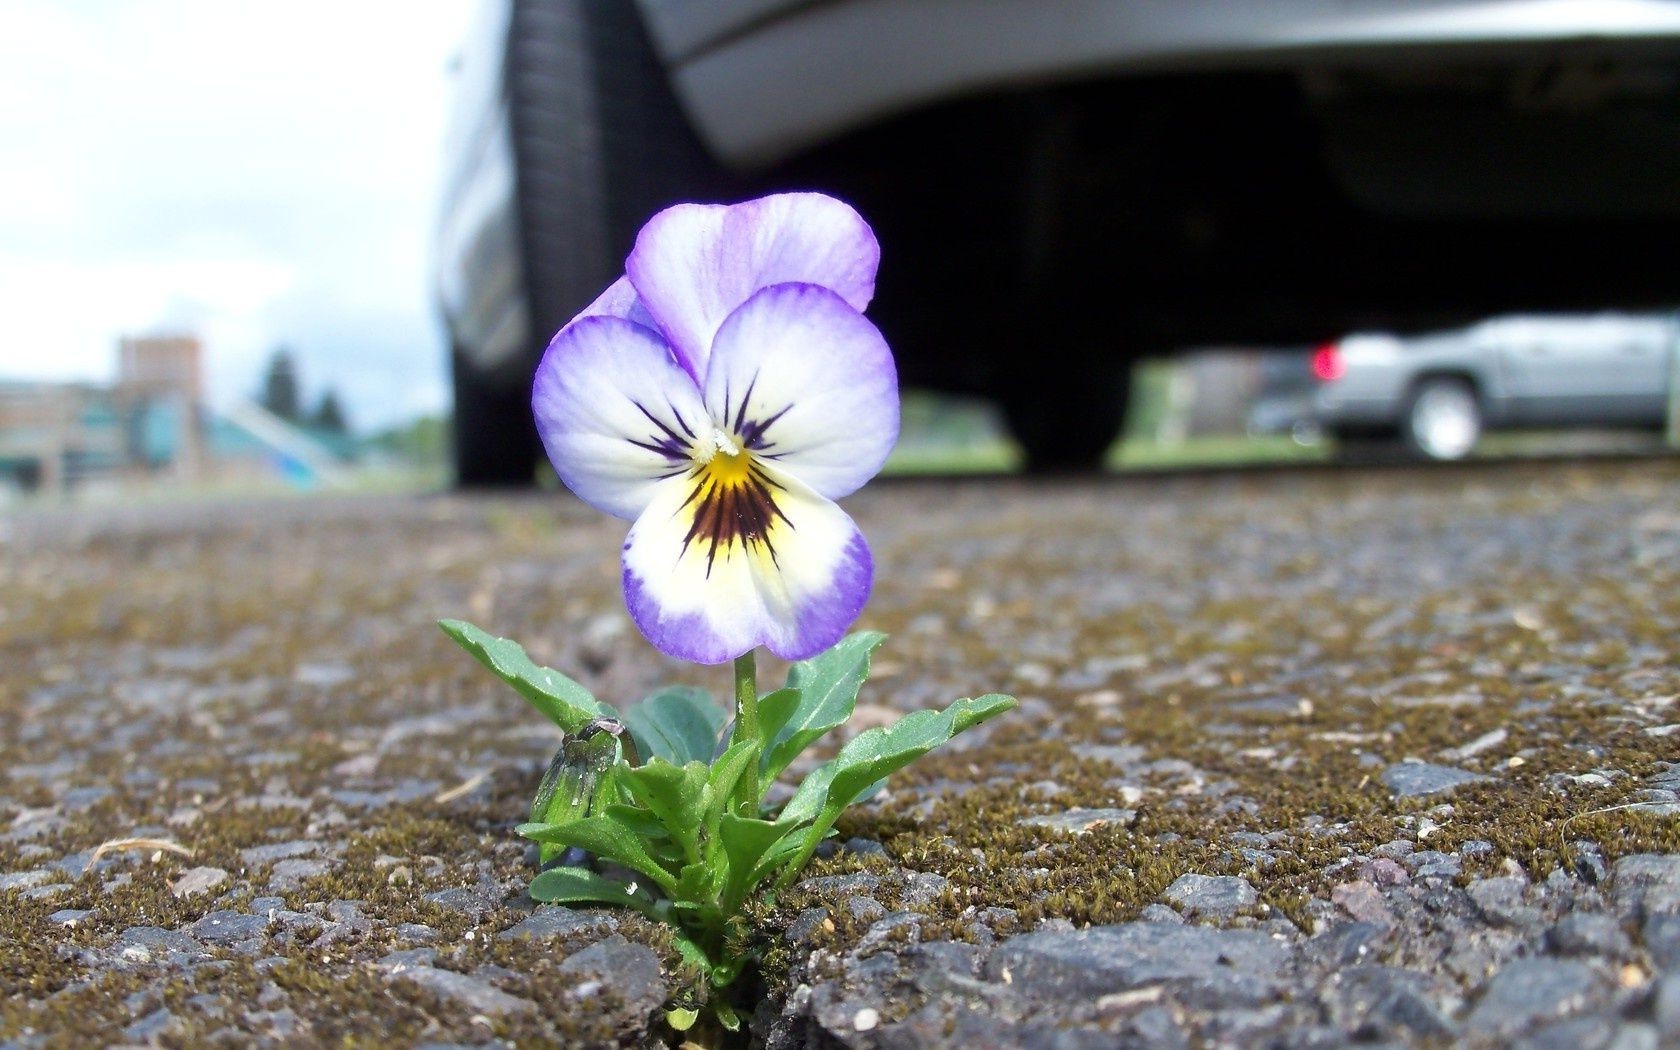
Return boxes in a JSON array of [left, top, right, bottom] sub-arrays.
[[0, 0, 477, 431]]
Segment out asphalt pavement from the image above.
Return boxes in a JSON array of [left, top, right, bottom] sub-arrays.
[[1, 458, 1678, 1047]]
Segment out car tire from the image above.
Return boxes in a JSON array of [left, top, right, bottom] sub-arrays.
[[998, 362, 1130, 471], [451, 347, 540, 488], [1403, 377, 1482, 461], [508, 0, 730, 344]]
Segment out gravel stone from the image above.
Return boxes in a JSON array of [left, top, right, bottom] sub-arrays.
[[189, 910, 269, 944], [170, 866, 229, 898], [114, 926, 208, 967], [1467, 876, 1542, 928], [555, 935, 666, 1018], [1546, 913, 1632, 958], [121, 1008, 180, 1043], [1381, 762, 1486, 798], [1610, 854, 1680, 919], [239, 839, 323, 866], [1138, 904, 1185, 925], [1020, 807, 1137, 835], [1644, 913, 1680, 970], [985, 922, 1290, 1007], [1331, 881, 1396, 928], [1404, 851, 1462, 880], [1465, 958, 1606, 1037], [1162, 873, 1258, 918], [1656, 972, 1680, 1038], [265, 857, 332, 892], [390, 966, 535, 1016], [497, 905, 615, 942]]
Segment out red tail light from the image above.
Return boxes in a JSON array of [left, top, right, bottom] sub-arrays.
[[1311, 342, 1344, 382]]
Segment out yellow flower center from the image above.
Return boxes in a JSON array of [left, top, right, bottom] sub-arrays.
[[678, 440, 787, 575]]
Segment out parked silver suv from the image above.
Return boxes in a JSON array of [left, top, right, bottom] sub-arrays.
[[1312, 313, 1677, 459]]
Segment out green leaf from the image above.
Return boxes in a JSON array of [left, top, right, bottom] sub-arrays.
[[438, 619, 612, 732], [779, 762, 836, 826], [756, 687, 801, 754], [826, 693, 1015, 812], [762, 632, 887, 782], [623, 686, 728, 766], [517, 815, 677, 896], [528, 866, 651, 910], [777, 693, 1016, 887], [718, 812, 801, 906], [702, 740, 759, 840], [665, 1007, 700, 1032], [618, 758, 708, 863]]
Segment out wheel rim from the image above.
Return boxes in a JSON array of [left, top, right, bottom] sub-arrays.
[[1410, 384, 1480, 460]]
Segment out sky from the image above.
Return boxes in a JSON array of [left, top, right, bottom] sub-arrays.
[[0, 0, 478, 433]]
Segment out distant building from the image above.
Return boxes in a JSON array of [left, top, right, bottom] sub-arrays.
[[0, 381, 126, 492], [116, 334, 206, 480], [0, 334, 354, 497]]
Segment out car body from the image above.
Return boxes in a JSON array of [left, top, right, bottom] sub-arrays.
[[1312, 313, 1678, 458], [436, 0, 1680, 482]]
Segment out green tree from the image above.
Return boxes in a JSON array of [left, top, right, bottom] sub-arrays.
[[310, 389, 350, 435], [260, 347, 302, 422]]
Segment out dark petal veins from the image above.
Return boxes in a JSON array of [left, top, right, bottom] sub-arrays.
[[677, 456, 790, 577], [629, 399, 692, 461]]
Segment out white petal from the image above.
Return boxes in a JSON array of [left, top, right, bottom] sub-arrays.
[[626, 193, 879, 377], [704, 283, 898, 499], [531, 316, 710, 520], [622, 461, 873, 663]]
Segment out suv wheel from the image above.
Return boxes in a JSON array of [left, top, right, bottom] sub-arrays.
[[1404, 377, 1481, 461]]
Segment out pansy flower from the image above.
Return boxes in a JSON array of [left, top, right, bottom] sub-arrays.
[[532, 193, 898, 664]]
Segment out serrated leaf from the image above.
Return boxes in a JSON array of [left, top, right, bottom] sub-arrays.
[[438, 619, 612, 732], [776, 693, 1016, 887], [528, 866, 651, 910], [825, 693, 1014, 812], [618, 758, 707, 864], [517, 815, 677, 896], [762, 632, 886, 782], [623, 686, 728, 766]]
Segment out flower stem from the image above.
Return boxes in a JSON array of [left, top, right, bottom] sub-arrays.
[[732, 650, 760, 812]]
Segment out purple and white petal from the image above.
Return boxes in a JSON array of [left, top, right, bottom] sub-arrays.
[[572, 274, 660, 331], [621, 461, 873, 664], [626, 193, 880, 378], [703, 283, 898, 499], [532, 315, 710, 521]]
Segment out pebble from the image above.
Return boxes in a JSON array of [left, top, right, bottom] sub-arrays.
[[1610, 854, 1680, 919], [1465, 958, 1605, 1036], [389, 966, 535, 1016], [1381, 762, 1486, 798], [1162, 874, 1258, 918], [1466, 877, 1541, 929], [265, 858, 332, 892], [47, 909, 94, 926], [170, 866, 229, 898], [1546, 913, 1632, 959], [497, 905, 615, 942], [1020, 808, 1137, 835], [1331, 881, 1395, 928], [190, 910, 269, 944], [555, 935, 666, 1016]]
